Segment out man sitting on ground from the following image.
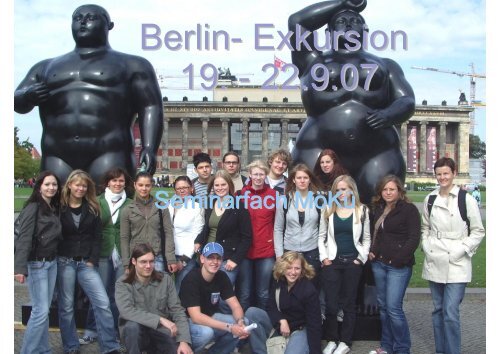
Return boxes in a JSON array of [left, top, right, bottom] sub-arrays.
[[116, 243, 192, 354]]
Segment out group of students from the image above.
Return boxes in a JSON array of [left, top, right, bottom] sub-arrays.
[[14, 148, 485, 354]]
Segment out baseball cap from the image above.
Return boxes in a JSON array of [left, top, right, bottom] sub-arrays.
[[202, 242, 224, 258]]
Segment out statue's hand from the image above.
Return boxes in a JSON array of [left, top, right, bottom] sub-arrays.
[[345, 0, 367, 12], [366, 110, 391, 130], [139, 148, 158, 175], [24, 82, 50, 105]]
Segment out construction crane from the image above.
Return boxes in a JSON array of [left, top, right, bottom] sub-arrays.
[[411, 63, 485, 134]]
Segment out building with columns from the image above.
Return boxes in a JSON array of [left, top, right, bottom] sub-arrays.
[[132, 84, 474, 184]]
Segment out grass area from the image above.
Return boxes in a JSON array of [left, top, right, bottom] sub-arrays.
[[407, 190, 486, 204]]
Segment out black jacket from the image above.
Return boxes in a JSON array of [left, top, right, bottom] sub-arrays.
[[268, 278, 322, 354], [370, 200, 421, 268], [194, 197, 252, 265], [58, 200, 102, 265], [14, 202, 62, 275]]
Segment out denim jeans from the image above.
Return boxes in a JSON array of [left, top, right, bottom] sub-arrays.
[[175, 256, 197, 293], [154, 254, 165, 272], [371, 261, 412, 354], [218, 260, 240, 314], [245, 307, 310, 354], [21, 260, 57, 354], [57, 257, 120, 353], [238, 257, 275, 310], [189, 313, 240, 354], [84, 256, 124, 338], [121, 321, 177, 354], [428, 281, 466, 354]]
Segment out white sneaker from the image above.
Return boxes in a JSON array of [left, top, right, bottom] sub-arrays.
[[323, 341, 337, 354], [368, 348, 388, 354], [333, 342, 350, 354]]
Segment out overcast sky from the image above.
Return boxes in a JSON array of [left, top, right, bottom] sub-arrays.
[[12, 0, 486, 151]]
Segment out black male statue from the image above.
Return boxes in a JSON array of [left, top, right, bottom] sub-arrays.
[[289, 0, 415, 204], [14, 4, 163, 183]]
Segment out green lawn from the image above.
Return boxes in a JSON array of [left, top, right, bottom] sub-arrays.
[[407, 190, 486, 204]]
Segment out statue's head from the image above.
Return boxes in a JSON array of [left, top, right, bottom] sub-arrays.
[[328, 9, 368, 35], [71, 4, 114, 46]]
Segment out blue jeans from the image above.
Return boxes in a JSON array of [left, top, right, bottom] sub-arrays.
[[189, 313, 240, 354], [175, 256, 197, 293], [238, 257, 275, 310], [21, 260, 57, 354], [84, 256, 124, 338], [245, 307, 310, 354], [428, 281, 466, 354], [155, 254, 165, 272], [372, 261, 412, 354], [57, 257, 120, 353]]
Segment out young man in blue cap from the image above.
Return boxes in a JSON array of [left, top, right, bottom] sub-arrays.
[[179, 242, 267, 354]]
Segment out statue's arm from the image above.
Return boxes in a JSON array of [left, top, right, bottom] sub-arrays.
[[288, 0, 366, 75], [366, 59, 415, 129], [14, 60, 51, 114], [130, 57, 164, 174]]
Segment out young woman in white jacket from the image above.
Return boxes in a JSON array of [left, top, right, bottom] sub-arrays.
[[318, 175, 370, 354]]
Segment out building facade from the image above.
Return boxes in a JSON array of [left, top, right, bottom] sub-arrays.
[[133, 85, 474, 184]]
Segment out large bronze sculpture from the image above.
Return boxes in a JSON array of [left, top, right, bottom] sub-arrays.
[[289, 0, 415, 204], [14, 4, 163, 183]]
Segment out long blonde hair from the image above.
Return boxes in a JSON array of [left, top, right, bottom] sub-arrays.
[[61, 169, 100, 215], [325, 175, 364, 222], [273, 251, 315, 281]]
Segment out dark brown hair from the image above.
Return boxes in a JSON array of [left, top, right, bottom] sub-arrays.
[[313, 149, 348, 191], [123, 243, 163, 284]]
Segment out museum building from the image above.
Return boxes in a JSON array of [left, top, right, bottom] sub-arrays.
[[133, 83, 474, 184]]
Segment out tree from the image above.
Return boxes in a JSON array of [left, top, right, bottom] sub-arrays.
[[469, 134, 486, 159], [14, 127, 40, 180]]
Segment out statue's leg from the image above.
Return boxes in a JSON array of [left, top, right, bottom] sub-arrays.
[[42, 156, 74, 184], [291, 119, 323, 170], [88, 152, 135, 185], [355, 148, 405, 205]]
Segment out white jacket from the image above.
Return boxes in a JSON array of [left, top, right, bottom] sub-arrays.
[[318, 205, 371, 264], [168, 202, 205, 258], [421, 185, 485, 283]]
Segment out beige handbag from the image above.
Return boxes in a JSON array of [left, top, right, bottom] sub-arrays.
[[265, 286, 289, 354]]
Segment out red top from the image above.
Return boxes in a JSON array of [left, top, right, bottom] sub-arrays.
[[241, 182, 276, 259]]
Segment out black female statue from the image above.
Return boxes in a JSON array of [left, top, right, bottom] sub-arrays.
[[289, 0, 415, 204]]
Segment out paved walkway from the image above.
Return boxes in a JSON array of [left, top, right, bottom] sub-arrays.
[[14, 282, 485, 354]]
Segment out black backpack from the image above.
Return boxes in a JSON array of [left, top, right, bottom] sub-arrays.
[[427, 189, 470, 235]]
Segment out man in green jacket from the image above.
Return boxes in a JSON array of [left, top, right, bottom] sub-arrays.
[[116, 243, 192, 354]]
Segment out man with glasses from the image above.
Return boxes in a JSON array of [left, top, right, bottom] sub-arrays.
[[179, 242, 268, 354], [222, 151, 247, 193], [192, 152, 213, 197], [116, 243, 192, 354]]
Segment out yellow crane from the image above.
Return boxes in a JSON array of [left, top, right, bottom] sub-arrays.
[[411, 63, 485, 134]]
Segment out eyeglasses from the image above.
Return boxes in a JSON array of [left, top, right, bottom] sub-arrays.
[[175, 186, 190, 191], [224, 161, 238, 165]]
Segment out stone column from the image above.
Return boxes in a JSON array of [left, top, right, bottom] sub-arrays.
[[458, 122, 470, 175], [400, 122, 408, 164], [439, 122, 447, 159], [221, 118, 230, 155], [241, 118, 249, 167], [419, 121, 427, 173], [261, 118, 270, 160], [201, 118, 209, 153], [280, 119, 289, 148], [161, 118, 169, 172], [181, 118, 189, 169]]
